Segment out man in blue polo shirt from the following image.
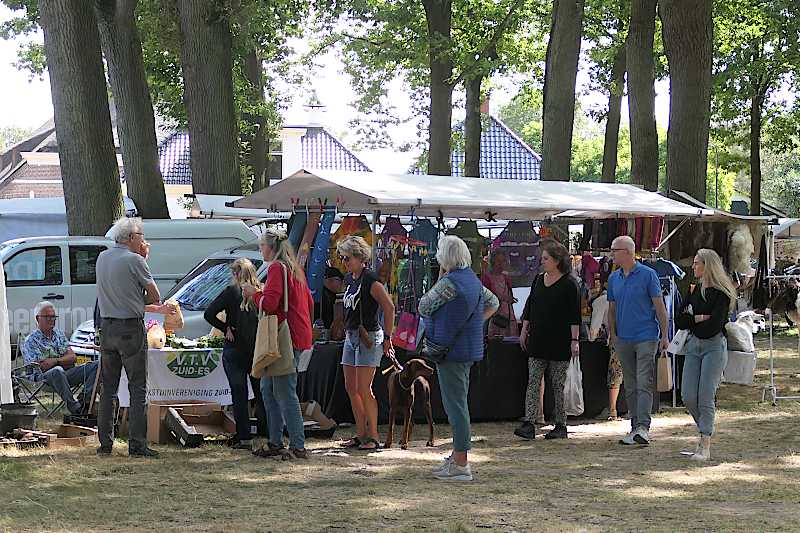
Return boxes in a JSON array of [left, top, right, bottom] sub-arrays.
[[607, 235, 669, 445]]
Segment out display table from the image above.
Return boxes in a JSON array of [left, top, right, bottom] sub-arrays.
[[118, 348, 241, 407], [297, 339, 625, 424]]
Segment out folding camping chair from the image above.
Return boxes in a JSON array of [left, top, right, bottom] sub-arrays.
[[11, 333, 99, 417]]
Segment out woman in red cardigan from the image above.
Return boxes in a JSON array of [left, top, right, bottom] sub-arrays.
[[242, 229, 313, 460]]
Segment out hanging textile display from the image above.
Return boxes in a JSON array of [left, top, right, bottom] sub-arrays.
[[446, 219, 487, 274], [296, 211, 321, 268], [287, 212, 308, 251], [329, 215, 373, 273], [490, 221, 541, 287], [409, 219, 439, 256], [378, 217, 408, 284], [307, 209, 336, 303]]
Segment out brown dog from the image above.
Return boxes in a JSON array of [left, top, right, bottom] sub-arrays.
[[384, 358, 435, 450]]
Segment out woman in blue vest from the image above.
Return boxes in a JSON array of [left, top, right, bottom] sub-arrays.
[[419, 236, 499, 482]]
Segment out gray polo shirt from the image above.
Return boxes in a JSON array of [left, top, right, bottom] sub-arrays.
[[96, 244, 154, 319]]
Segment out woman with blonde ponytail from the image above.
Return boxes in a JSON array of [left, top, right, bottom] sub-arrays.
[[242, 229, 314, 460], [204, 258, 267, 449], [675, 248, 737, 461]]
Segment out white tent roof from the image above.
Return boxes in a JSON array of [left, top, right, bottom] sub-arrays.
[[188, 194, 290, 220], [773, 218, 800, 239], [234, 169, 710, 220]]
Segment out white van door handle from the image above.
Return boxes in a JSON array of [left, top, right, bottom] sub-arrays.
[[44, 293, 65, 300]]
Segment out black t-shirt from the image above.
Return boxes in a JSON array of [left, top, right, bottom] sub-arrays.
[[343, 270, 380, 332], [522, 273, 581, 361], [675, 285, 730, 339], [314, 287, 337, 329]]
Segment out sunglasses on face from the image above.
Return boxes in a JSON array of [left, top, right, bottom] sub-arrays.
[[38, 315, 58, 320]]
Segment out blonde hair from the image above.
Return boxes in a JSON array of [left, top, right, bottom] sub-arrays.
[[260, 229, 306, 283], [696, 248, 737, 311], [231, 258, 261, 312], [336, 235, 372, 263]]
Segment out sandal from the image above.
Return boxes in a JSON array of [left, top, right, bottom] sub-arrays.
[[339, 436, 362, 449], [358, 437, 381, 451]]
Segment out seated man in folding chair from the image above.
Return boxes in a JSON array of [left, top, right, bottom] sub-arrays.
[[22, 301, 100, 414]]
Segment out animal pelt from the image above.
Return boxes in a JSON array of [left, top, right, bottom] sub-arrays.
[[728, 224, 755, 275]]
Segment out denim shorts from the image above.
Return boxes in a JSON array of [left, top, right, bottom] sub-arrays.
[[341, 328, 384, 367]]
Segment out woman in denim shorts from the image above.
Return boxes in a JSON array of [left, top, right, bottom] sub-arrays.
[[336, 236, 396, 451]]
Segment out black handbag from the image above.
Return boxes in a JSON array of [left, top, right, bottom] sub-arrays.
[[421, 293, 483, 364], [490, 312, 510, 329]]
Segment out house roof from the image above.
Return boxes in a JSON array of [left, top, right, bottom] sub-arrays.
[[298, 127, 370, 173], [153, 126, 370, 185], [451, 115, 541, 179]]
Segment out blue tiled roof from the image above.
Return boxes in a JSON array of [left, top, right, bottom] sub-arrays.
[[157, 130, 192, 185], [126, 127, 369, 186], [451, 115, 541, 179], [300, 127, 371, 172]]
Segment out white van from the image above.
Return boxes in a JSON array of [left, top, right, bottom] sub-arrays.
[[3, 219, 257, 344]]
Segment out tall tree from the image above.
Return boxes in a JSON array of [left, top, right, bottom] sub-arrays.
[[713, 0, 800, 215], [95, 0, 169, 218], [421, 0, 454, 175], [659, 0, 713, 201], [242, 48, 268, 192], [176, 0, 240, 195], [541, 0, 586, 181], [601, 45, 626, 183], [627, 0, 659, 190], [39, 0, 123, 235], [463, 75, 482, 177]]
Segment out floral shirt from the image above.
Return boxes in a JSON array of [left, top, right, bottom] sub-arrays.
[[23, 329, 69, 379]]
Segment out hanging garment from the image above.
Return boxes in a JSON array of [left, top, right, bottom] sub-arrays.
[[380, 216, 407, 258], [751, 235, 770, 309], [490, 221, 541, 287], [627, 219, 636, 238], [329, 215, 373, 273], [581, 253, 601, 286], [447, 219, 487, 274], [642, 218, 652, 250], [650, 217, 664, 249], [307, 209, 336, 303], [297, 211, 321, 268], [287, 212, 308, 251], [635, 218, 644, 249], [409, 219, 439, 255]]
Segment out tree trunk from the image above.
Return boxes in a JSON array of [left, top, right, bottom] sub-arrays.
[[750, 90, 764, 215], [659, 0, 713, 202], [627, 0, 659, 191], [464, 75, 482, 178], [423, 0, 454, 176], [40, 0, 123, 235], [95, 0, 170, 219], [176, 0, 241, 195], [242, 48, 268, 193], [541, 0, 585, 181], [601, 45, 626, 184]]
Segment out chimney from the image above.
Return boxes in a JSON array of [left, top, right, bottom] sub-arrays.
[[480, 95, 490, 114]]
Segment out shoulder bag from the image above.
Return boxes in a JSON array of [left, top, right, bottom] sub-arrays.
[[421, 290, 483, 364]]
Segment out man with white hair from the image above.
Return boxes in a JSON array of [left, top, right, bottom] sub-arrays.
[[95, 217, 162, 458], [23, 301, 99, 414], [607, 235, 669, 446]]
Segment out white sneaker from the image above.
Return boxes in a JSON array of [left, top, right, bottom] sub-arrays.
[[431, 455, 453, 474], [619, 430, 636, 445], [633, 427, 650, 445], [433, 461, 473, 482]]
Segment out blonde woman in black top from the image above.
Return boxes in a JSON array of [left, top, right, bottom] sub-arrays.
[[676, 248, 737, 461]]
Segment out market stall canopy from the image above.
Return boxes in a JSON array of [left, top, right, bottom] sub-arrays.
[[188, 194, 290, 221], [234, 169, 711, 220], [773, 218, 800, 239], [669, 191, 771, 223]]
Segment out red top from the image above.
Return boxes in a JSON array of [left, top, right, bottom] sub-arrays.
[[253, 261, 314, 350]]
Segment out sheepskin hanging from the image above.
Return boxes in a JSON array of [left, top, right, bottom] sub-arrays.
[[728, 224, 755, 275]]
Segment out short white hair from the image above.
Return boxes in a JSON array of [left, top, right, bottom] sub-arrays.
[[436, 236, 472, 271], [34, 301, 55, 317], [109, 217, 143, 243], [612, 235, 635, 253]]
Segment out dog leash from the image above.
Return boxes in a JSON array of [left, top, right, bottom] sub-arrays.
[[382, 350, 403, 375]]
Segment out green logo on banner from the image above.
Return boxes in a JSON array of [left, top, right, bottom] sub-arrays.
[[166, 350, 219, 379]]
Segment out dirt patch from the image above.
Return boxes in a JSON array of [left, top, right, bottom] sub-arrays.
[[2, 334, 800, 532]]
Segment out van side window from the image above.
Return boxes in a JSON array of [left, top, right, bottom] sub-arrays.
[[69, 245, 107, 285], [5, 246, 63, 286]]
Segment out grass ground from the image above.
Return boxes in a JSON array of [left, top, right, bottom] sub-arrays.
[[2, 330, 800, 533]]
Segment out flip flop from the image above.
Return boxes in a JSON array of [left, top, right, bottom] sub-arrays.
[[358, 437, 381, 451], [339, 436, 362, 448]]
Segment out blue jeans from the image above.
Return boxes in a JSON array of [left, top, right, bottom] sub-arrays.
[[682, 333, 728, 436], [37, 361, 99, 413], [616, 340, 658, 431], [222, 346, 267, 442], [260, 349, 305, 450], [437, 361, 473, 452]]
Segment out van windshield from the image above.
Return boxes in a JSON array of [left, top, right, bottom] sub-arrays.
[[168, 258, 262, 311]]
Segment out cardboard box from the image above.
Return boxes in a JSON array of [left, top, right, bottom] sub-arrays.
[[51, 425, 98, 448], [146, 401, 223, 444], [166, 408, 235, 447]]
